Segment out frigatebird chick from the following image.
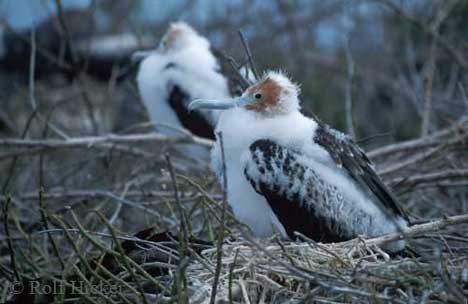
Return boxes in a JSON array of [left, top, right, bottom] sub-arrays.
[[189, 71, 409, 252], [135, 22, 231, 162]]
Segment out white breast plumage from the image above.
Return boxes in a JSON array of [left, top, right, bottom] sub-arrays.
[[190, 70, 409, 253]]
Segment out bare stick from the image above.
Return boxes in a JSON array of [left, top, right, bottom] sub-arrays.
[[28, 25, 68, 139], [458, 82, 468, 115], [343, 37, 356, 139], [0, 192, 174, 226], [368, 117, 468, 159], [11, 189, 208, 201], [2, 197, 20, 281], [240, 230, 404, 303], [238, 30, 260, 80], [0, 132, 213, 149], [377, 0, 468, 70], [421, 35, 437, 136], [165, 154, 189, 243], [224, 53, 252, 88], [54, 0, 101, 134], [209, 132, 228, 304], [93, 211, 150, 304], [37, 189, 65, 270], [390, 169, 468, 188], [2, 107, 40, 193], [53, 0, 78, 64], [352, 213, 468, 248], [377, 131, 468, 176], [165, 154, 189, 303], [378, 144, 443, 176], [29, 27, 37, 109], [0, 18, 74, 70]]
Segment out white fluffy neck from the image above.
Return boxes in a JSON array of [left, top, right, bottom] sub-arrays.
[[217, 108, 316, 151]]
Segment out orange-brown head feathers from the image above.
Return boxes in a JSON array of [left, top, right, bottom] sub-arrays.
[[245, 71, 301, 115], [159, 22, 208, 53], [188, 71, 301, 116]]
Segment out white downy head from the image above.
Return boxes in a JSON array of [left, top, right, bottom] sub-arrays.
[[158, 21, 210, 53]]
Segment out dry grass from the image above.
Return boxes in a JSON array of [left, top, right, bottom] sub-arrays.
[[0, 74, 467, 303], [1, 4, 468, 299]]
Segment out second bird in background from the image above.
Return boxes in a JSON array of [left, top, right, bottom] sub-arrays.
[[135, 22, 233, 163]]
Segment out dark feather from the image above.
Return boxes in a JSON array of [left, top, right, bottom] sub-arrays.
[[313, 124, 407, 219], [167, 85, 215, 140], [244, 139, 349, 242]]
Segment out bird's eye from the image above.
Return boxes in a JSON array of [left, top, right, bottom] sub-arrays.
[[254, 93, 262, 99]]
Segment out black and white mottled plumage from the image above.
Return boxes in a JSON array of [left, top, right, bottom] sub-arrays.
[[313, 125, 406, 218], [244, 126, 408, 245], [190, 71, 409, 252], [245, 139, 348, 243]]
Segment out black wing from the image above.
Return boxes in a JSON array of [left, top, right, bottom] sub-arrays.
[[167, 85, 215, 140], [244, 139, 350, 242], [313, 124, 407, 219]]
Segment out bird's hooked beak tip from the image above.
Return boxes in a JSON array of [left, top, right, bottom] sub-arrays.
[[187, 101, 196, 113], [188, 99, 204, 112]]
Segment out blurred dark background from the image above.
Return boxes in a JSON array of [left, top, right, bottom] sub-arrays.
[[1, 0, 467, 146]]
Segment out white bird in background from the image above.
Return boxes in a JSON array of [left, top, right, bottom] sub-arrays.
[[135, 22, 235, 162], [189, 71, 409, 252]]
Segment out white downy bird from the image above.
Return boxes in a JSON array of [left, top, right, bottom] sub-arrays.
[[189, 71, 409, 252], [135, 22, 233, 162]]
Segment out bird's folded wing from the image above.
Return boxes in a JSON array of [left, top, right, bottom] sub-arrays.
[[243, 139, 350, 242], [313, 124, 407, 220]]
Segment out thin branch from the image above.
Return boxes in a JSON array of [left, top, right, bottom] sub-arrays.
[[377, 132, 468, 176], [93, 211, 150, 304], [390, 169, 468, 188], [378, 144, 443, 176], [29, 27, 37, 109], [368, 117, 468, 159], [240, 230, 405, 303], [10, 189, 212, 201], [209, 132, 228, 304], [238, 30, 259, 80], [0, 192, 173, 226], [27, 25, 69, 140], [354, 213, 468, 248], [2, 197, 20, 281], [0, 132, 213, 149], [377, 0, 468, 70], [458, 82, 468, 115], [53, 0, 78, 64], [1, 107, 41, 193], [343, 37, 356, 139], [219, 51, 251, 89], [421, 33, 437, 136], [165, 154, 189, 244], [37, 189, 65, 270], [53, 0, 101, 134], [0, 18, 74, 71], [165, 154, 189, 303]]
